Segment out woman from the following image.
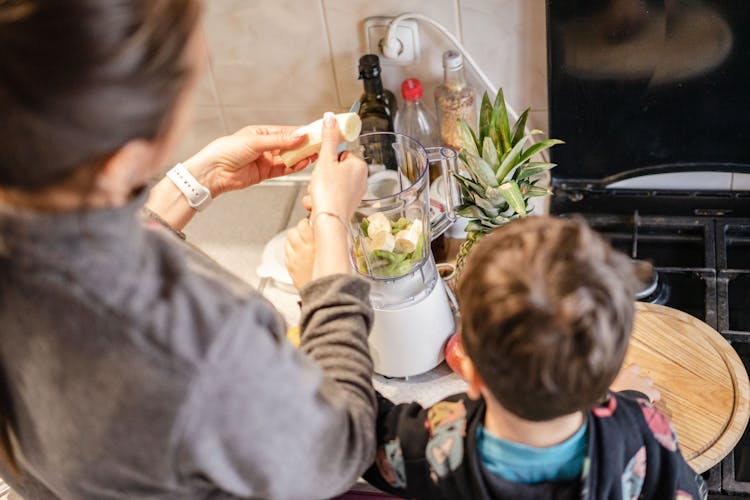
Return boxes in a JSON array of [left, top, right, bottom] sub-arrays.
[[0, 1, 373, 498]]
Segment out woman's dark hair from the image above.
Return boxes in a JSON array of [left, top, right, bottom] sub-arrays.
[[0, 0, 201, 473], [458, 216, 649, 421], [0, 0, 202, 189]]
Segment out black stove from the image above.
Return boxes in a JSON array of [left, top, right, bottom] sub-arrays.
[[547, 0, 750, 495]]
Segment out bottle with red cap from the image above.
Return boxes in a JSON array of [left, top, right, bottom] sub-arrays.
[[394, 78, 448, 261], [394, 78, 440, 161]]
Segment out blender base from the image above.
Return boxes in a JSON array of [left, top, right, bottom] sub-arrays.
[[368, 278, 455, 378]]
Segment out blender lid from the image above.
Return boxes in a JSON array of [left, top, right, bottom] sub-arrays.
[[547, 1, 750, 185]]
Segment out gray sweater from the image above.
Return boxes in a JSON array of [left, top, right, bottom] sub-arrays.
[[0, 189, 376, 499]]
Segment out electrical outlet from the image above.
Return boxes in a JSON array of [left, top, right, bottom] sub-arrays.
[[363, 16, 420, 65]]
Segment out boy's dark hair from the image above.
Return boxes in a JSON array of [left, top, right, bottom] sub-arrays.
[[458, 216, 648, 421]]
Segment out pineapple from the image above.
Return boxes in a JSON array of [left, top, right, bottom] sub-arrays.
[[454, 89, 564, 277]]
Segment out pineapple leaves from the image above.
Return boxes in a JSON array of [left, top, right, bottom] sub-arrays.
[[464, 221, 486, 233], [510, 107, 530, 145], [497, 181, 527, 216], [454, 87, 564, 236], [479, 92, 492, 144], [456, 204, 488, 219], [516, 162, 557, 181], [463, 153, 499, 189], [495, 136, 530, 183], [483, 186, 505, 206], [518, 138, 565, 164], [458, 120, 480, 157], [520, 182, 551, 198], [493, 88, 511, 153], [482, 136, 499, 169], [453, 171, 484, 193]]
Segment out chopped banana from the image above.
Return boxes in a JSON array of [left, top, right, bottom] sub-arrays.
[[280, 112, 362, 167], [410, 218, 424, 235], [366, 212, 392, 238], [368, 230, 395, 252], [393, 229, 418, 253]]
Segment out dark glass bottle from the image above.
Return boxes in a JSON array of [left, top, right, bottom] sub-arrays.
[[357, 54, 398, 171]]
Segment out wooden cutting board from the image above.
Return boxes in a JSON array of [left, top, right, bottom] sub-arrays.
[[625, 302, 750, 473]]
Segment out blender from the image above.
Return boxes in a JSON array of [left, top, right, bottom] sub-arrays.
[[350, 132, 459, 378]]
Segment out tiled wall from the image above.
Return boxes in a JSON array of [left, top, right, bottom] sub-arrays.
[[172, 0, 547, 163]]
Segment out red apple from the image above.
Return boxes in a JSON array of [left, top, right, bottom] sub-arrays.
[[445, 332, 465, 377]]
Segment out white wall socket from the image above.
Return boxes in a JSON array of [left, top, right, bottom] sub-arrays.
[[363, 16, 420, 65]]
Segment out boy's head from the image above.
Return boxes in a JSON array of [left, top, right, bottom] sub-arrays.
[[458, 216, 648, 421]]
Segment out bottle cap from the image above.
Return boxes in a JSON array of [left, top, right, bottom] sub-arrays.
[[400, 78, 423, 101], [358, 54, 382, 79], [442, 50, 463, 71]]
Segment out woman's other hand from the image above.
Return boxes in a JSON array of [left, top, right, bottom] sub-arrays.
[[305, 112, 368, 279], [285, 218, 315, 290], [183, 125, 314, 197], [305, 113, 368, 222], [609, 363, 661, 402]]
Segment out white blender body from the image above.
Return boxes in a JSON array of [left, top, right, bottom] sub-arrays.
[[366, 259, 456, 378], [350, 132, 459, 377]]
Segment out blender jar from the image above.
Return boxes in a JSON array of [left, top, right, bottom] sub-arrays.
[[348, 132, 458, 309]]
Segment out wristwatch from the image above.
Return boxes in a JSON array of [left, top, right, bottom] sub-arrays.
[[165, 162, 212, 211]]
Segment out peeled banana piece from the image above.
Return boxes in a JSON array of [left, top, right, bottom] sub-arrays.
[[280, 112, 362, 167]]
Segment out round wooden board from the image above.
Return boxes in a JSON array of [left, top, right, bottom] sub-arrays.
[[624, 302, 750, 473]]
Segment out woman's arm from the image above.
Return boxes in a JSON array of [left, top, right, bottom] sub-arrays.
[[145, 125, 312, 232]]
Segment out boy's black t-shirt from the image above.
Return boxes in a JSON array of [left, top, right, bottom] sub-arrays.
[[364, 392, 708, 499]]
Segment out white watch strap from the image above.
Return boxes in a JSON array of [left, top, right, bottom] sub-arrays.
[[165, 163, 212, 211]]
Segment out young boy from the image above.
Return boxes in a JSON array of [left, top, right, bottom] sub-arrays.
[[363, 216, 707, 499]]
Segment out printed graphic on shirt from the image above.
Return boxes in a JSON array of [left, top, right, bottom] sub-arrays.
[[591, 394, 618, 418], [621, 446, 647, 500], [425, 400, 467, 482], [639, 400, 678, 452], [375, 438, 407, 489]]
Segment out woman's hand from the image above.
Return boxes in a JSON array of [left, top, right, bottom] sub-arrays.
[[305, 112, 368, 280], [183, 125, 314, 197], [146, 125, 313, 233], [609, 363, 661, 402], [285, 218, 315, 290], [305, 113, 368, 222]]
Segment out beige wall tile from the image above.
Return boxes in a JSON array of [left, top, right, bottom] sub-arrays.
[[528, 109, 549, 136], [204, 0, 339, 108], [323, 0, 461, 114], [194, 27, 220, 106], [169, 106, 226, 166], [193, 68, 220, 107], [460, 0, 548, 114], [223, 106, 345, 133]]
